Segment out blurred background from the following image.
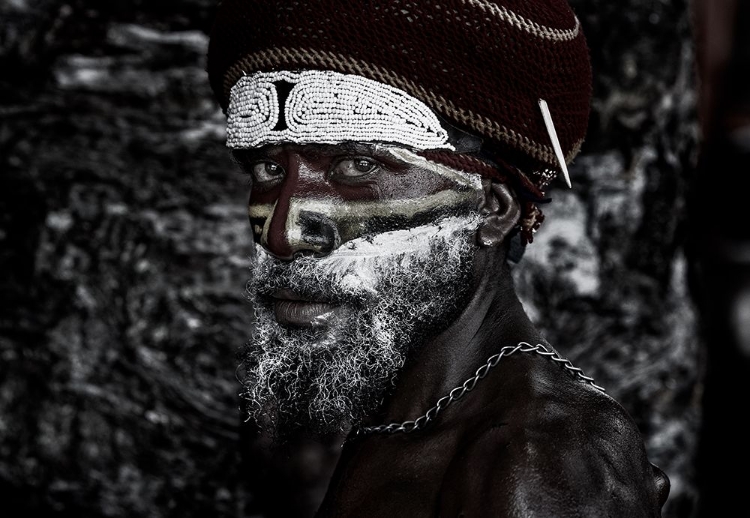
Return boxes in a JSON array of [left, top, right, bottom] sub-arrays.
[[2, 0, 746, 516]]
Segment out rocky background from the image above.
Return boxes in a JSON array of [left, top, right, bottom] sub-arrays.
[[0, 1, 701, 517]]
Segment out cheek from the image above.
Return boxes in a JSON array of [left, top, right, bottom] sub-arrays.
[[297, 190, 482, 246], [248, 199, 270, 243]]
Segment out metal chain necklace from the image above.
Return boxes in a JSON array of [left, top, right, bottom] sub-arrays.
[[354, 341, 605, 436]]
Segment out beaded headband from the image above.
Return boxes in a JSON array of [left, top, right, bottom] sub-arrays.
[[227, 70, 455, 151]]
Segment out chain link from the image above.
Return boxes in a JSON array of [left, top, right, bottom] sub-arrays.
[[355, 342, 605, 436]]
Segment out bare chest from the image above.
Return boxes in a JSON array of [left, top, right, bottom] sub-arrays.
[[315, 432, 461, 518]]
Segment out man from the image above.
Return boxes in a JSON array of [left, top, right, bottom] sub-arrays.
[[207, 0, 670, 516]]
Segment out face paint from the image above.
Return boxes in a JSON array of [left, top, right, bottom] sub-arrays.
[[240, 213, 482, 436], [235, 143, 484, 259]]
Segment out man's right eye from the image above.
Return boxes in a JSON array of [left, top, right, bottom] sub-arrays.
[[251, 162, 285, 184]]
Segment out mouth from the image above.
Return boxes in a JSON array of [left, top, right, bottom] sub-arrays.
[[270, 289, 339, 327]]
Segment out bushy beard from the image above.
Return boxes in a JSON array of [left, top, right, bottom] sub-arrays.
[[239, 214, 481, 438]]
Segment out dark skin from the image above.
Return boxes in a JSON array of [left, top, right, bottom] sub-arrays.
[[238, 143, 670, 517]]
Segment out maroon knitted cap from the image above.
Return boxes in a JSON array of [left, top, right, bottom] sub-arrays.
[[207, 0, 592, 241]]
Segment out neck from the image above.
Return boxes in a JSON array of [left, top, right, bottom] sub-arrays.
[[372, 247, 544, 427]]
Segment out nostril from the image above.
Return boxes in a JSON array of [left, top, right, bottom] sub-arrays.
[[298, 211, 340, 255]]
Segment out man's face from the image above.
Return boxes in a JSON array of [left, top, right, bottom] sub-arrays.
[[235, 142, 485, 436]]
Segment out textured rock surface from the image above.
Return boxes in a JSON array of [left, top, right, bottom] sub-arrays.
[[0, 1, 700, 517]]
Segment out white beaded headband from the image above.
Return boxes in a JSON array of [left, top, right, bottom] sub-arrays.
[[226, 70, 455, 151]]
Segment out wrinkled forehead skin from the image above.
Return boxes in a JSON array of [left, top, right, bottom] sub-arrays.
[[227, 70, 485, 259]]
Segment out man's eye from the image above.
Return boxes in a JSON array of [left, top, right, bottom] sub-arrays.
[[332, 158, 379, 179], [252, 162, 285, 183]]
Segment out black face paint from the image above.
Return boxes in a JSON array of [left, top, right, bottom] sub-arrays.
[[237, 144, 484, 260]]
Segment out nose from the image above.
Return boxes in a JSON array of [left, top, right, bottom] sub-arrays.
[[260, 155, 341, 260]]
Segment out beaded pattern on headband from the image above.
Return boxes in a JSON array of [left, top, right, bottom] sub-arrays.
[[226, 70, 455, 151]]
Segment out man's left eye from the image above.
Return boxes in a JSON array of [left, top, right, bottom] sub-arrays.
[[332, 158, 379, 179]]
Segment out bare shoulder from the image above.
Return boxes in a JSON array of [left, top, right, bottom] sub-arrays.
[[438, 355, 670, 518]]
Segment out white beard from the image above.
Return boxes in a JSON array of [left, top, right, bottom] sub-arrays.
[[240, 213, 482, 437]]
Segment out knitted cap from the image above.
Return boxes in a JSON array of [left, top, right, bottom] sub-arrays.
[[207, 0, 592, 241]]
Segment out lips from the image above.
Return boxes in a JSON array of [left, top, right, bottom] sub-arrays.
[[271, 289, 338, 327]]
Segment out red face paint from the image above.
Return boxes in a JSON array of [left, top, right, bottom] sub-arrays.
[[234, 143, 483, 260]]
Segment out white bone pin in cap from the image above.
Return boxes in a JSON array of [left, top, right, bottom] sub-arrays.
[[538, 99, 572, 189]]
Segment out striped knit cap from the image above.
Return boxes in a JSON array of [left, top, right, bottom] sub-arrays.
[[207, 0, 592, 242]]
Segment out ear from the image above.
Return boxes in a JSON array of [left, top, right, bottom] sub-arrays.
[[476, 179, 521, 247]]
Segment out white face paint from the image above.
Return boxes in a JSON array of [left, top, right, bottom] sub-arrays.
[[378, 146, 484, 188], [240, 213, 482, 437]]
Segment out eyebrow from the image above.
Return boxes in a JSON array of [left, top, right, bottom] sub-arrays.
[[326, 142, 380, 156]]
